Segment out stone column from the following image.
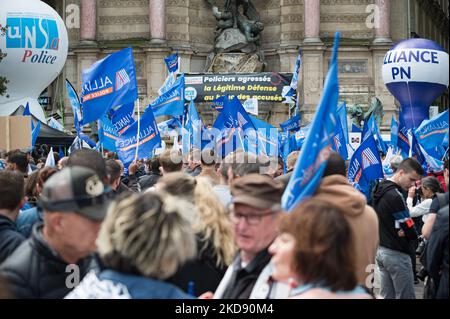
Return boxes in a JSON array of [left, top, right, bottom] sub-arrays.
[[80, 0, 96, 42], [149, 0, 166, 43], [373, 0, 392, 43], [303, 0, 322, 44]]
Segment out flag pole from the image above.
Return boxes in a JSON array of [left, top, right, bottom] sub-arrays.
[[134, 98, 140, 162]]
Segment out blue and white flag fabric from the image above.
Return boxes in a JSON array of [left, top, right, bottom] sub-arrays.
[[44, 147, 56, 167], [23, 103, 40, 147], [48, 117, 65, 132], [283, 51, 302, 98], [213, 96, 256, 157], [210, 95, 228, 112], [382, 145, 396, 176], [414, 109, 449, 155], [420, 144, 444, 172], [348, 134, 383, 198], [98, 116, 119, 152], [351, 123, 363, 133], [294, 124, 311, 149], [116, 107, 161, 168], [164, 52, 179, 74], [23, 102, 31, 116], [282, 32, 341, 212], [31, 120, 41, 148], [390, 115, 399, 150], [108, 102, 135, 136], [182, 100, 203, 154], [337, 102, 349, 145], [398, 115, 411, 157], [150, 74, 185, 118], [410, 132, 426, 170], [66, 79, 83, 132], [362, 113, 387, 154], [158, 72, 177, 96], [249, 115, 279, 158], [81, 47, 138, 124], [332, 116, 348, 160], [443, 129, 449, 148], [280, 114, 301, 132]]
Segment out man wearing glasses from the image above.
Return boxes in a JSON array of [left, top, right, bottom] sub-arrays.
[[212, 174, 286, 299]]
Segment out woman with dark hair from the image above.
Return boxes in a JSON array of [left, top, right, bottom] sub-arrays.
[[269, 199, 372, 299], [407, 176, 444, 223], [16, 167, 58, 237]]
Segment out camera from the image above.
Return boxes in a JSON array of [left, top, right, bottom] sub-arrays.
[[416, 236, 426, 256]]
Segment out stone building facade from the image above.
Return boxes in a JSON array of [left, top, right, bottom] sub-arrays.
[[43, 0, 449, 131]]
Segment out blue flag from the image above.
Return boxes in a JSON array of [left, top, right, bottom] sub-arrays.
[[250, 115, 279, 157], [332, 116, 348, 160], [280, 114, 301, 132], [398, 115, 411, 157], [151, 74, 185, 118], [213, 96, 256, 157], [23, 102, 31, 116], [58, 147, 65, 160], [284, 51, 302, 98], [66, 79, 83, 132], [81, 47, 138, 124], [410, 132, 426, 170], [280, 132, 297, 173], [282, 32, 341, 212], [108, 102, 135, 135], [164, 53, 179, 74], [337, 102, 349, 145], [414, 109, 449, 152], [390, 115, 399, 149], [182, 100, 203, 153], [362, 113, 387, 154], [31, 120, 40, 148], [348, 134, 383, 198], [211, 95, 228, 112], [443, 130, 449, 148], [116, 107, 161, 167], [351, 123, 363, 133], [98, 116, 119, 152]]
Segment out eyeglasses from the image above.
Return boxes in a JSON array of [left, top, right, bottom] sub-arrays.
[[229, 210, 275, 226]]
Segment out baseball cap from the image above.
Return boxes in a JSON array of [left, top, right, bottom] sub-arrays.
[[39, 166, 109, 221], [231, 174, 283, 211]]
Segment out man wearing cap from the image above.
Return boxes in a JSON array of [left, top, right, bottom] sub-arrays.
[[211, 174, 287, 299], [0, 166, 109, 299]]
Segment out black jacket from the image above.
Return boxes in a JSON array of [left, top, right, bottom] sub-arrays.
[[138, 173, 161, 191], [0, 215, 25, 264], [0, 224, 95, 299], [372, 180, 418, 255], [220, 249, 272, 299], [168, 236, 227, 297], [425, 205, 449, 299]]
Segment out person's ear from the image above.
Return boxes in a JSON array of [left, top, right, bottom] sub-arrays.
[[50, 213, 64, 233]]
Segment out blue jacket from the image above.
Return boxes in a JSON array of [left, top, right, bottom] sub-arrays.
[[66, 269, 194, 299]]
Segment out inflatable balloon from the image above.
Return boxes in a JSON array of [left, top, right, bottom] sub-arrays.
[[382, 38, 449, 129], [0, 0, 68, 123]]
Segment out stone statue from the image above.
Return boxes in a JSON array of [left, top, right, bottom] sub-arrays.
[[205, 0, 265, 72], [364, 97, 385, 128], [347, 97, 385, 129], [347, 104, 364, 129]]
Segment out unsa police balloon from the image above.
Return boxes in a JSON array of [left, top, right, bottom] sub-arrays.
[[0, 0, 68, 123], [382, 38, 449, 129]]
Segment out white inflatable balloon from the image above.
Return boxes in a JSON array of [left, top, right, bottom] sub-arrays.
[[0, 0, 68, 123]]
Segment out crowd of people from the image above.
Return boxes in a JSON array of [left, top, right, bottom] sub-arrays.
[[0, 145, 448, 299]]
